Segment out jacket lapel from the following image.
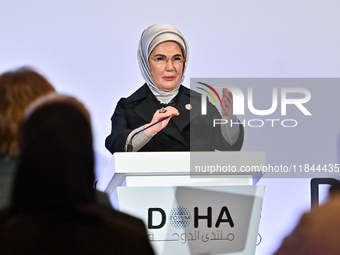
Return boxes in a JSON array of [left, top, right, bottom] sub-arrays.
[[172, 86, 201, 132], [133, 92, 159, 124]]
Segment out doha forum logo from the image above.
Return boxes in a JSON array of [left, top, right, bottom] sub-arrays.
[[169, 206, 192, 229], [148, 205, 235, 229]]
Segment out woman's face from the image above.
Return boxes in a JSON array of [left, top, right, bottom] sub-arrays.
[[149, 41, 184, 92]]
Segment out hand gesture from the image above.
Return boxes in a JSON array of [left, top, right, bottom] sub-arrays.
[[144, 106, 179, 135], [221, 88, 233, 120]]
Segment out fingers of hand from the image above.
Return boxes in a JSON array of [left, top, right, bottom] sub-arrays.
[[221, 92, 233, 119], [153, 106, 179, 122], [222, 89, 233, 106], [223, 88, 233, 97], [163, 106, 179, 116], [222, 95, 232, 110]]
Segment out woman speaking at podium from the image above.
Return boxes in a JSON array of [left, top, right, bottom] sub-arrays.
[[105, 24, 244, 153]]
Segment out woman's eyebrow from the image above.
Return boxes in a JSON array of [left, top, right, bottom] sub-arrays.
[[153, 53, 183, 57], [153, 54, 166, 57]]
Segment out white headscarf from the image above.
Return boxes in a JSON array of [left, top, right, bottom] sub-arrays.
[[137, 24, 189, 104]]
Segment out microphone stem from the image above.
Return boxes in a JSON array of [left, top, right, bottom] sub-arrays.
[[125, 116, 170, 152]]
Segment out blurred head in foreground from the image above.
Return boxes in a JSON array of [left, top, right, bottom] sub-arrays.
[[11, 93, 94, 213], [0, 67, 55, 159]]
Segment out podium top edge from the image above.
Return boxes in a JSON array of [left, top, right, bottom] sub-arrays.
[[113, 151, 267, 174]]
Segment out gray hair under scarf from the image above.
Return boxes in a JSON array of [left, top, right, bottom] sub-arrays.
[[137, 23, 189, 103]]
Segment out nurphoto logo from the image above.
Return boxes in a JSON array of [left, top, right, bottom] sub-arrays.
[[195, 79, 312, 128]]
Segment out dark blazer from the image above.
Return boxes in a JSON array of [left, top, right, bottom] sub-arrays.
[[0, 205, 155, 255], [105, 84, 244, 153]]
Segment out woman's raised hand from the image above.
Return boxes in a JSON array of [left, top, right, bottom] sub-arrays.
[[221, 88, 233, 120]]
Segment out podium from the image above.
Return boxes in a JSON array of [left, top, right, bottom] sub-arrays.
[[97, 151, 266, 255]]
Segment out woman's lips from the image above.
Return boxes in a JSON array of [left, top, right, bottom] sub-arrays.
[[163, 76, 175, 81]]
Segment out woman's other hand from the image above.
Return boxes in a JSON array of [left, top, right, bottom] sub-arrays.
[[221, 88, 233, 120], [144, 106, 179, 135]]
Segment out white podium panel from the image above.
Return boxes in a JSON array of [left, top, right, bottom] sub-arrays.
[[96, 152, 266, 255], [117, 185, 265, 255]]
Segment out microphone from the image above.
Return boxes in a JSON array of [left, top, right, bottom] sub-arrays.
[[125, 116, 170, 152]]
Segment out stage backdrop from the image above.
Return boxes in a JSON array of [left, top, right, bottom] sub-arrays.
[[1, 1, 340, 254]]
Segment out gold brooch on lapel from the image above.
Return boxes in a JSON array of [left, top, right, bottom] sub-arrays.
[[185, 104, 192, 110]]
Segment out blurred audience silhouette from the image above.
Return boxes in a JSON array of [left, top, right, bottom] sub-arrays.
[[0, 91, 154, 254], [0, 67, 55, 209], [274, 187, 340, 255]]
